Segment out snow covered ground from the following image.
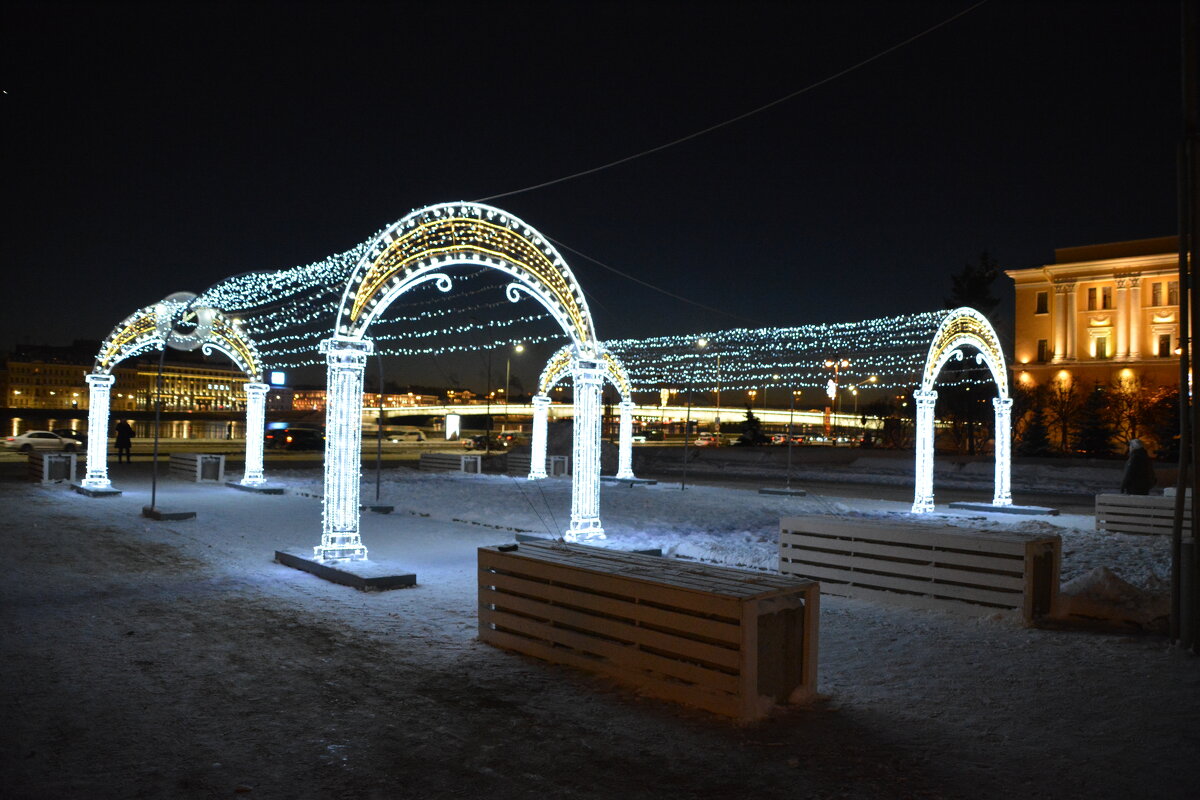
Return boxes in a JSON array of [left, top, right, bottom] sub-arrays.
[[2, 464, 1196, 799]]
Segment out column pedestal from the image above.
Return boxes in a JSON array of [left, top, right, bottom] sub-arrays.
[[615, 400, 636, 479], [528, 394, 550, 479], [81, 374, 115, 489], [911, 389, 938, 514], [241, 383, 268, 485], [992, 397, 1013, 507]]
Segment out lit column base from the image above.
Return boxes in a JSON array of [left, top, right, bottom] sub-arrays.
[[565, 518, 606, 543]]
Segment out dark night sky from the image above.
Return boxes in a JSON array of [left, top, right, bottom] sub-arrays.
[[1, 0, 1184, 385]]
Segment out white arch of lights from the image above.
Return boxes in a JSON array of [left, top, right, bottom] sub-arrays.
[[80, 295, 269, 492], [528, 345, 637, 481], [316, 202, 607, 562], [912, 307, 1012, 513]]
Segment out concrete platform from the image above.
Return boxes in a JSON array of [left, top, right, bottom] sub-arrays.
[[758, 487, 808, 496], [600, 476, 658, 485], [948, 501, 1060, 516], [274, 548, 416, 591], [226, 481, 286, 495], [71, 483, 122, 498], [142, 506, 198, 521]]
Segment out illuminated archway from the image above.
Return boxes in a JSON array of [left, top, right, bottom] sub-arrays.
[[528, 345, 637, 481], [80, 294, 267, 492], [317, 202, 606, 561], [912, 307, 1011, 513]]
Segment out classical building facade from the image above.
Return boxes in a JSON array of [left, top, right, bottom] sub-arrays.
[[1005, 236, 1181, 390]]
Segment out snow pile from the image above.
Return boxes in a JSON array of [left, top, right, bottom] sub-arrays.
[[1057, 566, 1171, 631]]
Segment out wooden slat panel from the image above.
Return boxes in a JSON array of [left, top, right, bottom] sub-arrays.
[[477, 546, 748, 618], [480, 550, 742, 619], [480, 587, 742, 671], [781, 517, 1054, 552], [479, 627, 742, 718], [482, 607, 741, 693], [779, 546, 1024, 591], [778, 560, 1021, 607], [482, 570, 742, 645], [780, 532, 1024, 572]]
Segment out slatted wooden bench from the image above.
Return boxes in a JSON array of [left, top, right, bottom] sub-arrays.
[[479, 541, 819, 722], [168, 453, 225, 482], [1095, 493, 1193, 536], [506, 454, 569, 477], [779, 516, 1060, 623], [418, 452, 482, 473], [29, 452, 77, 484]]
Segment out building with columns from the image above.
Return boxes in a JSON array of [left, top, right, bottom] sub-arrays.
[[1005, 236, 1181, 390]]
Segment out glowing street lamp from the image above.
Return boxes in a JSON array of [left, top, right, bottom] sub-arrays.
[[823, 359, 850, 436], [697, 337, 721, 438], [851, 375, 878, 440], [787, 389, 802, 490]]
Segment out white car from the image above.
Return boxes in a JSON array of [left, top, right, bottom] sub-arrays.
[[4, 430, 80, 452]]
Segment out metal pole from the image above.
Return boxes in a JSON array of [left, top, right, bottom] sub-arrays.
[[715, 353, 721, 439], [787, 391, 796, 490], [681, 391, 692, 490], [1172, 0, 1198, 645], [375, 354, 384, 504], [149, 346, 165, 510]]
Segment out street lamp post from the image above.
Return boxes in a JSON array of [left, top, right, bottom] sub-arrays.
[[823, 359, 850, 437], [850, 375, 878, 444], [697, 338, 721, 441], [787, 389, 801, 490]]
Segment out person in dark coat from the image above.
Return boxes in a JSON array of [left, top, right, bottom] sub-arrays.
[[1120, 438, 1157, 495], [114, 420, 135, 464]]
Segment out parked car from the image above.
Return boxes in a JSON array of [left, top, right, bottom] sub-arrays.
[[4, 430, 80, 452], [694, 433, 720, 447], [463, 434, 511, 450], [264, 427, 325, 451], [51, 428, 88, 446]]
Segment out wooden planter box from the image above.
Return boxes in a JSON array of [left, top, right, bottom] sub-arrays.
[[779, 516, 1060, 623], [1095, 493, 1193, 536], [29, 452, 77, 484], [168, 453, 225, 483], [419, 453, 482, 473], [479, 541, 819, 722]]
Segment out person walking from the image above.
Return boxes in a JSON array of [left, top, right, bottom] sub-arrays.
[[114, 420, 135, 464]]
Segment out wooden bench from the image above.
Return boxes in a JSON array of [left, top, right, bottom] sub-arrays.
[[479, 541, 819, 721], [779, 516, 1060, 623], [29, 452, 77, 484], [1095, 493, 1193, 536], [418, 453, 482, 473], [506, 454, 569, 477], [168, 453, 225, 482]]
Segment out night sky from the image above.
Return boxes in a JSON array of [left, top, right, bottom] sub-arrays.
[[1, 0, 1184, 388]]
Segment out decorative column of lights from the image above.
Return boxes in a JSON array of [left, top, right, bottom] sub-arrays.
[[82, 374, 116, 488], [823, 359, 849, 437], [616, 400, 636, 479], [316, 337, 372, 562], [911, 389, 938, 513], [528, 393, 551, 479], [911, 307, 1011, 514], [567, 356, 605, 541], [992, 397, 1013, 506], [241, 383, 269, 486]]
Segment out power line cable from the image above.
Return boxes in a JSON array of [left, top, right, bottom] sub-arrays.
[[475, 1, 988, 204]]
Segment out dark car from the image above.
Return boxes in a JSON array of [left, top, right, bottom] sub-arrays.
[[265, 427, 325, 451], [463, 434, 511, 451]]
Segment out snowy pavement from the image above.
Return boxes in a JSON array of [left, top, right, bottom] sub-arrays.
[[1, 465, 1195, 799]]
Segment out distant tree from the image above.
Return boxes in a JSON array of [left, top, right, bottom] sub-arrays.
[[1013, 384, 1051, 457], [945, 251, 1001, 315], [737, 404, 767, 446], [1074, 383, 1116, 458], [1145, 386, 1181, 461], [1045, 375, 1082, 453]]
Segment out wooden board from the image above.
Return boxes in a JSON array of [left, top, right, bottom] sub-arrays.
[[478, 541, 818, 721], [779, 516, 1060, 623], [1095, 494, 1192, 537]]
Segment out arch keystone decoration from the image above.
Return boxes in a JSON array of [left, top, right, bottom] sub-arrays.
[[316, 203, 608, 562], [80, 295, 268, 491], [912, 307, 1011, 513]]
